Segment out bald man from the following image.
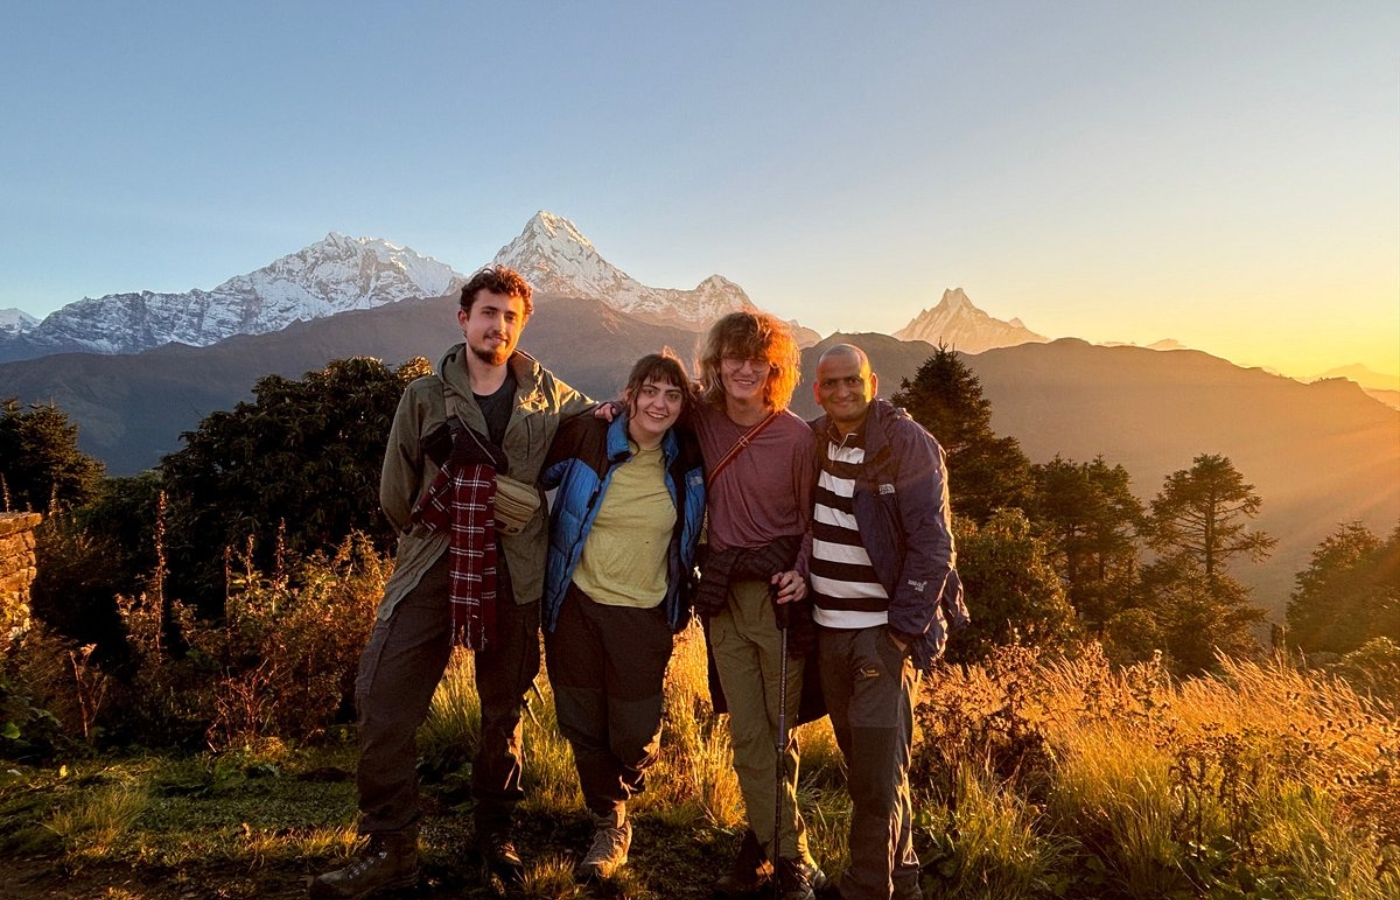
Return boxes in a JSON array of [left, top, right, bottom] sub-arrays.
[[808, 344, 968, 900]]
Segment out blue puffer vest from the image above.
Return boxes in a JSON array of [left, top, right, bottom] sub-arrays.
[[539, 413, 706, 633]]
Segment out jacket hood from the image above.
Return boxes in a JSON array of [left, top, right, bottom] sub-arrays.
[[436, 343, 542, 398]]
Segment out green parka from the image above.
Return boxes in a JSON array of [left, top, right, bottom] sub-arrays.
[[376, 343, 594, 619]]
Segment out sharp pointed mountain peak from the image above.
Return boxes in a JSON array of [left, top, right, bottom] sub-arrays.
[[894, 287, 1048, 354], [939, 287, 972, 309], [522, 211, 596, 248], [491, 213, 768, 333]]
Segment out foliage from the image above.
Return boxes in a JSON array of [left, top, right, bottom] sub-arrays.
[[1287, 522, 1400, 658], [1329, 637, 1400, 712], [1028, 454, 1146, 634], [890, 346, 1033, 523], [0, 643, 69, 763], [28, 492, 153, 662], [947, 509, 1080, 663], [159, 356, 431, 609], [114, 533, 387, 749], [2, 642, 1398, 899], [1142, 454, 1273, 675], [1147, 453, 1276, 582], [0, 398, 105, 513], [1140, 562, 1266, 676]]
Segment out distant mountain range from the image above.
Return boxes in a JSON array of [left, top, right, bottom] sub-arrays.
[[0, 212, 830, 361], [5, 212, 1395, 399], [4, 293, 1395, 619], [0, 308, 38, 335], [0, 235, 465, 362]]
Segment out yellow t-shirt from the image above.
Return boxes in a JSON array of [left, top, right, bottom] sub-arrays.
[[572, 444, 675, 608]]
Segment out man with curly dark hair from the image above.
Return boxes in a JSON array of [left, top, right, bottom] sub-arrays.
[[312, 265, 596, 899]]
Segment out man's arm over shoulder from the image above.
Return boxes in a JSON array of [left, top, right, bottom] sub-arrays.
[[548, 370, 598, 421]]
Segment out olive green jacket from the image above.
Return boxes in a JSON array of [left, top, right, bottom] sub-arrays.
[[376, 343, 594, 620]]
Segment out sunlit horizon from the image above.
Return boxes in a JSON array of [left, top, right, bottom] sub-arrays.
[[2, 2, 1395, 381]]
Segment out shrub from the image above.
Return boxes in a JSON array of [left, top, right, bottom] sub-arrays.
[[115, 532, 387, 749]]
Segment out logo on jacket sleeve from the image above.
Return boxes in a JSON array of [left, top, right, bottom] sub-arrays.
[[879, 483, 895, 495], [907, 579, 927, 593]]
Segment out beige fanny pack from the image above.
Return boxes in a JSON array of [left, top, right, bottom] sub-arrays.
[[491, 473, 540, 535]]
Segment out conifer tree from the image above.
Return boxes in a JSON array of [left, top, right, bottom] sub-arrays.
[[890, 346, 1032, 523], [1286, 522, 1399, 656], [1028, 454, 1145, 633], [0, 398, 105, 513], [1142, 453, 1273, 673]]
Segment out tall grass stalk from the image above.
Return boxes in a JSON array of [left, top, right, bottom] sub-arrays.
[[45, 781, 149, 859], [942, 765, 1070, 900], [417, 647, 482, 773]]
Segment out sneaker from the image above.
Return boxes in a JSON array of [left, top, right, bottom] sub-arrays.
[[577, 816, 632, 881], [478, 831, 525, 894], [712, 829, 772, 899], [776, 857, 829, 900], [309, 832, 419, 900]]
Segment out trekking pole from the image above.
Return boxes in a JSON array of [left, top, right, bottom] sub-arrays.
[[772, 580, 791, 900]]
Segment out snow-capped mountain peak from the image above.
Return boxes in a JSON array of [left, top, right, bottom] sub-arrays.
[[893, 288, 1048, 354], [0, 308, 38, 336], [493, 211, 763, 332], [1, 235, 466, 361]]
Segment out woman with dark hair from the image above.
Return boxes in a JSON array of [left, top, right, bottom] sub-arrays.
[[539, 350, 706, 881]]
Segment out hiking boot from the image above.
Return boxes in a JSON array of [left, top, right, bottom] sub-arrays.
[[309, 832, 419, 900], [577, 812, 632, 881], [712, 829, 772, 898], [776, 857, 829, 900], [478, 831, 525, 894]]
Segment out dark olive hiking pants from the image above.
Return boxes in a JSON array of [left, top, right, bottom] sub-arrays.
[[819, 624, 922, 900], [354, 554, 541, 838]]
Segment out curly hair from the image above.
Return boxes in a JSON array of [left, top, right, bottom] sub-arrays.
[[460, 265, 534, 318], [697, 311, 801, 411]]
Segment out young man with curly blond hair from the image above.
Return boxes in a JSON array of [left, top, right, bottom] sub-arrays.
[[692, 311, 827, 900]]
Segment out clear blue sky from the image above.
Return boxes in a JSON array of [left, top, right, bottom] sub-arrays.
[[3, 1, 1396, 379]]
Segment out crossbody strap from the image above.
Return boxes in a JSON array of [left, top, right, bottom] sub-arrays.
[[709, 410, 781, 482]]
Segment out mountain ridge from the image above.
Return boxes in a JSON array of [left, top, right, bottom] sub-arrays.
[[0, 234, 465, 362]]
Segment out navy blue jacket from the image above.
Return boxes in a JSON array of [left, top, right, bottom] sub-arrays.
[[540, 413, 706, 633], [809, 398, 968, 670]]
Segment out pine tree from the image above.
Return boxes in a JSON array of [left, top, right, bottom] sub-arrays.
[[0, 398, 105, 513], [1142, 453, 1273, 673], [1028, 454, 1145, 633], [889, 346, 1032, 523]]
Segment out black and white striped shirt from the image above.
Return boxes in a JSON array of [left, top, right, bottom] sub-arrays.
[[810, 431, 889, 628]]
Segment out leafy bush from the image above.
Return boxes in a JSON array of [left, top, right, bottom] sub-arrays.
[[116, 533, 387, 749]]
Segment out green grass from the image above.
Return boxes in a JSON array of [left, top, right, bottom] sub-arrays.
[[3, 636, 1398, 900]]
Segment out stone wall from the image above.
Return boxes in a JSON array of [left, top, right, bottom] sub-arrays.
[[1, 511, 42, 645]]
